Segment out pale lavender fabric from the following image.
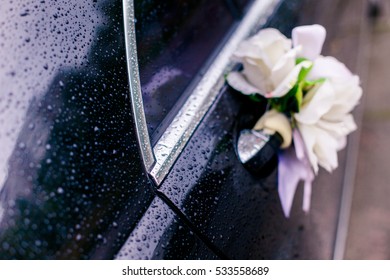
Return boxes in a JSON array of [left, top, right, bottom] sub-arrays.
[[278, 129, 314, 217]]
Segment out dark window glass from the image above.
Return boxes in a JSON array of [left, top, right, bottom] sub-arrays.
[[135, 0, 251, 140]]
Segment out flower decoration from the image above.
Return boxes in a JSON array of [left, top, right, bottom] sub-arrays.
[[227, 25, 362, 217]]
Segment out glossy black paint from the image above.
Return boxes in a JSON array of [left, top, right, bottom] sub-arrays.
[[115, 196, 220, 260], [0, 0, 342, 260], [0, 0, 154, 259]]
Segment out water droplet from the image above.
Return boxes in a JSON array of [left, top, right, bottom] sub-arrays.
[[20, 10, 30, 17]]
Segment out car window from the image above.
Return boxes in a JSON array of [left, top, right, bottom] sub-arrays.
[[135, 0, 251, 140], [126, 0, 282, 184]]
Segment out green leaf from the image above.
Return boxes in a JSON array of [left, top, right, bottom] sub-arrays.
[[297, 61, 313, 83], [296, 57, 308, 65], [302, 78, 326, 95], [248, 94, 263, 102], [269, 79, 305, 114], [303, 77, 326, 87], [295, 81, 303, 112]]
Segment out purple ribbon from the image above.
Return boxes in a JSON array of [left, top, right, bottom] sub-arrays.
[[278, 129, 314, 217]]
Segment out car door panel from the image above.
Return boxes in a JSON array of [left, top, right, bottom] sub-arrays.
[[0, 0, 345, 260], [153, 0, 344, 259], [116, 196, 219, 260], [157, 87, 295, 259]]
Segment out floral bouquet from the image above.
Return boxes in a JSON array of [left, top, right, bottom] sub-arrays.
[[226, 25, 362, 217]]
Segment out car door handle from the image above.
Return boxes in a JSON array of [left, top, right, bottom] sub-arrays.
[[237, 129, 282, 177]]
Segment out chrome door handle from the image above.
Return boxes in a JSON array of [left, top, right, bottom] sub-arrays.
[[237, 129, 282, 177]]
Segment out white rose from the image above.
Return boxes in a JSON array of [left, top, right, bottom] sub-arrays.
[[294, 56, 362, 173], [227, 25, 326, 98]]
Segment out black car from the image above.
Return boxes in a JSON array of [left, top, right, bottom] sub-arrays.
[[0, 0, 343, 259]]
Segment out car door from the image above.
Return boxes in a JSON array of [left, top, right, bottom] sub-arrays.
[[117, 0, 345, 259], [0, 0, 234, 259], [0, 0, 344, 260], [0, 0, 238, 260]]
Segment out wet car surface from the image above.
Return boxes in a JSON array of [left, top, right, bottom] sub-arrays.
[[0, 0, 344, 259]]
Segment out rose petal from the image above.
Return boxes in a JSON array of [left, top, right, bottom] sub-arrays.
[[308, 56, 353, 81], [298, 124, 319, 173], [299, 123, 340, 173], [269, 60, 312, 98], [271, 48, 297, 86], [249, 29, 291, 65], [249, 28, 289, 47], [294, 80, 335, 124], [292, 24, 326, 60], [242, 59, 273, 93], [226, 71, 260, 95], [323, 78, 362, 120], [234, 28, 291, 68], [313, 128, 339, 172], [337, 136, 347, 150], [233, 41, 268, 62], [317, 114, 357, 140]]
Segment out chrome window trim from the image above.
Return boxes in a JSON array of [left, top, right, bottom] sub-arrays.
[[123, 0, 281, 185], [123, 0, 155, 170]]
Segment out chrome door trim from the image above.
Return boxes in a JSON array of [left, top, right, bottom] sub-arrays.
[[123, 0, 281, 185], [150, 0, 281, 185], [123, 0, 155, 171]]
